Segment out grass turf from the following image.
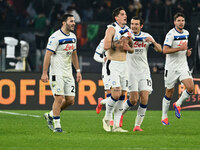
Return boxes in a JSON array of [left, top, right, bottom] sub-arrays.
[[0, 110, 200, 150]]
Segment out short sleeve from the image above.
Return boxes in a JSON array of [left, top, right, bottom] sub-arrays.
[[46, 36, 59, 52], [164, 32, 174, 48]]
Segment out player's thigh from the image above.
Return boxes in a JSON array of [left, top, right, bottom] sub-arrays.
[[102, 74, 111, 91], [49, 75, 65, 96], [64, 76, 75, 96], [179, 70, 193, 82], [181, 78, 194, 93], [109, 71, 121, 89], [120, 68, 128, 91], [138, 75, 153, 94], [128, 75, 139, 92], [108, 60, 123, 89], [179, 70, 194, 92], [64, 96, 75, 105], [164, 70, 179, 89]]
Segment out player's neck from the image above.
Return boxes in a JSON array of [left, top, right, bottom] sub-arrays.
[[115, 21, 125, 28], [61, 27, 70, 35], [134, 31, 141, 35], [175, 26, 183, 33]]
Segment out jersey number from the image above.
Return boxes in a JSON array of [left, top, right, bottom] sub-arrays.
[[146, 79, 151, 86], [71, 86, 75, 93]]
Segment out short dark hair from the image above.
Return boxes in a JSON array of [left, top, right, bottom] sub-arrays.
[[112, 7, 125, 22], [174, 12, 185, 21], [131, 16, 144, 26], [61, 14, 74, 22]]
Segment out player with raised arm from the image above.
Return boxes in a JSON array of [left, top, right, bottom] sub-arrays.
[[102, 7, 134, 132], [161, 12, 194, 125], [41, 14, 82, 132], [121, 16, 162, 131]]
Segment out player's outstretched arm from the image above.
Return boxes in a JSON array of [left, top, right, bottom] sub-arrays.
[[41, 50, 53, 82], [72, 50, 82, 82]]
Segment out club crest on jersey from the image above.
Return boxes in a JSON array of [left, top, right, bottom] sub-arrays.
[[57, 88, 60, 92], [133, 41, 146, 48], [112, 81, 116, 85], [177, 40, 187, 47], [64, 44, 75, 51]]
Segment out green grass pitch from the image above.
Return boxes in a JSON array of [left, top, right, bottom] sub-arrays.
[[0, 110, 200, 150]]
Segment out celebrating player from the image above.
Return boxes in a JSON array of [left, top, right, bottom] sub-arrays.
[[41, 14, 82, 132], [161, 12, 194, 125], [102, 7, 134, 132], [121, 16, 162, 131]]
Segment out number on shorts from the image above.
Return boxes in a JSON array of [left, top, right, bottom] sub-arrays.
[[187, 71, 191, 76], [71, 86, 75, 93], [146, 79, 151, 86]]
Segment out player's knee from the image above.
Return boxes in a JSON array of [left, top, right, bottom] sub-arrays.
[[111, 87, 121, 99], [165, 88, 174, 98], [69, 99, 74, 105], [129, 97, 138, 105], [55, 96, 63, 104], [140, 97, 148, 105], [186, 86, 194, 94]]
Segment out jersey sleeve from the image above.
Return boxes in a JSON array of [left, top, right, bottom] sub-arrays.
[[164, 32, 174, 48], [46, 35, 59, 52], [93, 40, 104, 63], [73, 34, 77, 51]]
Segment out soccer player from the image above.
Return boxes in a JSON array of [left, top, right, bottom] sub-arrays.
[[121, 16, 162, 131], [93, 39, 111, 113], [161, 12, 194, 125], [41, 14, 82, 132], [102, 7, 134, 132]]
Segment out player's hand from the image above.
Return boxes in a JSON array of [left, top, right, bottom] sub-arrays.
[[121, 37, 134, 53], [187, 48, 192, 56], [145, 37, 154, 43], [76, 72, 82, 83], [41, 73, 48, 82], [179, 42, 188, 51]]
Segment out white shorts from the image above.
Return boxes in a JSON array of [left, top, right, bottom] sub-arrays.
[[164, 69, 193, 89], [106, 60, 128, 91], [49, 75, 75, 96], [102, 64, 111, 90], [128, 73, 153, 93]]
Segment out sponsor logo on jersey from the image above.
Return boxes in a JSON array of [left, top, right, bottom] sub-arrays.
[[133, 41, 146, 48], [64, 44, 75, 51], [177, 40, 187, 47]]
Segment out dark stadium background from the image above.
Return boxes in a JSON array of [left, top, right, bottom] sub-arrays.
[[0, 0, 200, 110]]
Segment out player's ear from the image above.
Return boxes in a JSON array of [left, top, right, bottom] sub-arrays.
[[141, 24, 143, 29], [62, 21, 66, 25]]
